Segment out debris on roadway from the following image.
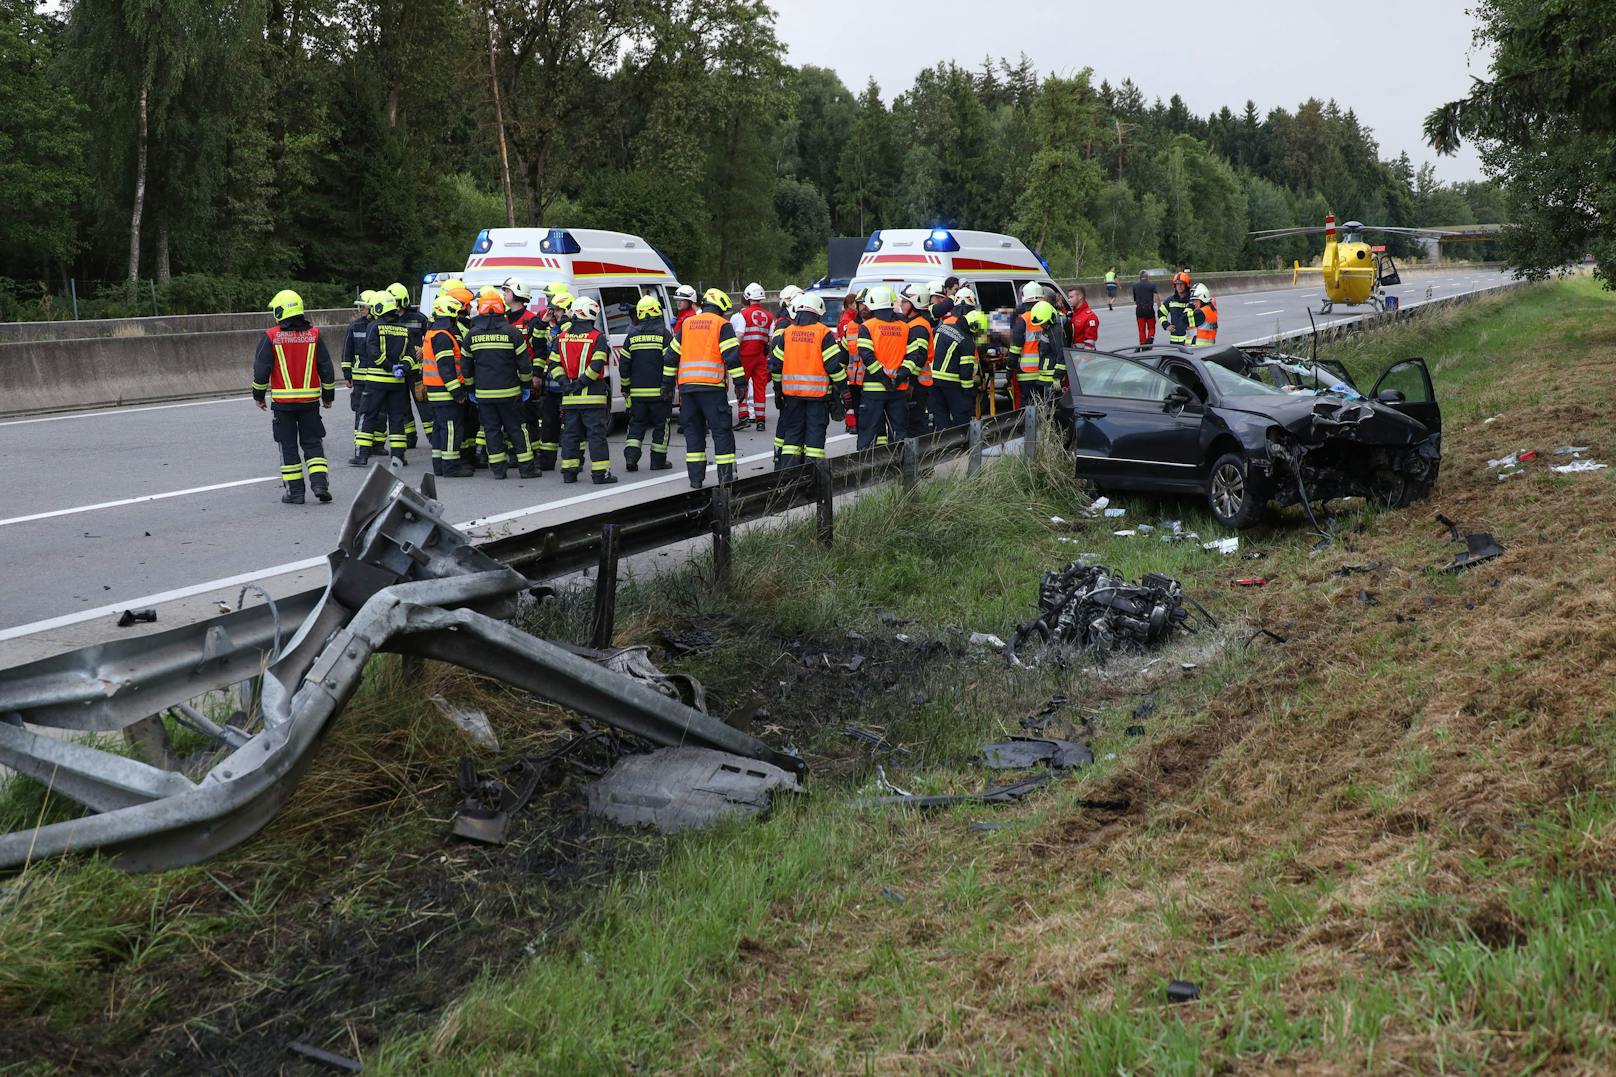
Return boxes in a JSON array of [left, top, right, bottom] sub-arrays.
[[978, 737, 1094, 770], [587, 746, 802, 832], [1006, 560, 1212, 666]]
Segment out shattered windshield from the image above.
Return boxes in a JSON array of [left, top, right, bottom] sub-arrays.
[[1203, 360, 1288, 397]]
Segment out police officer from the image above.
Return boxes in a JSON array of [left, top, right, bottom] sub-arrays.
[[553, 295, 617, 484], [666, 287, 745, 488], [622, 294, 674, 472], [462, 291, 538, 479], [770, 292, 848, 468], [421, 291, 473, 478], [351, 289, 417, 466], [253, 290, 335, 504], [855, 285, 925, 448]]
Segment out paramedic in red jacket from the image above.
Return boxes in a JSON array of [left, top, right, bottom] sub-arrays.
[[731, 282, 774, 431], [1065, 287, 1100, 348]]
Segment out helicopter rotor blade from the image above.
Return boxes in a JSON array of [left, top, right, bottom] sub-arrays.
[[1248, 226, 1330, 240]]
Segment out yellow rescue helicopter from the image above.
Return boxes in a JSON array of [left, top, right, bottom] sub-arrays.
[[1250, 214, 1449, 313]]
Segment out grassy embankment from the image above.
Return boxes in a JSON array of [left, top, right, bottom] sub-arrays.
[[5, 276, 1615, 1072]]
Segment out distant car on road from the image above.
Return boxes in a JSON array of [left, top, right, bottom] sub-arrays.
[[1063, 344, 1442, 528]]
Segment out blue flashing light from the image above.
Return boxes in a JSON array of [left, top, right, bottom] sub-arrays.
[[1030, 246, 1053, 275], [422, 272, 434, 284], [473, 229, 493, 254], [864, 230, 883, 252], [922, 229, 960, 252], [541, 228, 581, 255]]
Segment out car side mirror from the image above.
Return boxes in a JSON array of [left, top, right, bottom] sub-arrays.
[[1375, 389, 1406, 404], [1164, 385, 1195, 412]]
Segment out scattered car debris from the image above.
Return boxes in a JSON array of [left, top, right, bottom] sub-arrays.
[[1331, 562, 1378, 577], [1357, 590, 1378, 606], [841, 655, 866, 673], [1104, 507, 1127, 518], [1007, 561, 1211, 666], [657, 626, 717, 656], [969, 632, 1007, 650], [1554, 445, 1591, 455], [841, 727, 910, 756], [1166, 980, 1202, 1004], [1242, 627, 1288, 647], [430, 695, 499, 751], [1202, 537, 1240, 556], [1125, 725, 1146, 737], [978, 737, 1093, 771], [588, 746, 802, 833], [287, 1040, 363, 1073], [1551, 458, 1608, 474], [450, 756, 545, 845], [877, 609, 904, 626], [879, 887, 906, 905], [1180, 662, 1198, 673], [1113, 529, 1137, 537], [116, 608, 157, 627], [1133, 698, 1156, 720], [1444, 531, 1506, 572], [1233, 577, 1267, 587], [863, 772, 1056, 811], [1487, 450, 1534, 469]]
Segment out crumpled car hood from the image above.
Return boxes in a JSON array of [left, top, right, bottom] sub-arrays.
[[1216, 393, 1431, 445]]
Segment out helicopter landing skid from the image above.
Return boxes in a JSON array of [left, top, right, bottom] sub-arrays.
[[1319, 299, 1333, 314]]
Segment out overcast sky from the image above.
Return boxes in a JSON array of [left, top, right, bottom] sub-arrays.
[[768, 0, 1489, 185]]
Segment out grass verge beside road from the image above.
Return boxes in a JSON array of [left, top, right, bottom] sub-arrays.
[[3, 277, 1614, 1072]]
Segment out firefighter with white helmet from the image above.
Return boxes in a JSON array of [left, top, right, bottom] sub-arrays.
[[768, 290, 849, 469], [667, 287, 746, 488], [552, 294, 616, 484], [854, 285, 927, 449], [1190, 282, 1218, 346]]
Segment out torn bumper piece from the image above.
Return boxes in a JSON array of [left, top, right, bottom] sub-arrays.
[[0, 467, 800, 872], [588, 747, 802, 832]]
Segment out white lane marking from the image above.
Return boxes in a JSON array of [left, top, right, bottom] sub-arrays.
[[0, 477, 279, 527], [1252, 309, 1284, 316], [0, 435, 857, 644], [0, 388, 350, 428]]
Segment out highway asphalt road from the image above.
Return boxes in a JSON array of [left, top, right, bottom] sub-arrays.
[[0, 268, 1512, 660]]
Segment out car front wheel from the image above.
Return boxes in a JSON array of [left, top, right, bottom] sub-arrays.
[[1205, 452, 1268, 529]]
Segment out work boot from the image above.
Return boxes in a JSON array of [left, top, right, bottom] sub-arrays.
[[756, 420, 766, 432], [518, 462, 540, 479], [717, 464, 736, 484], [471, 451, 489, 470], [689, 477, 704, 489], [490, 464, 508, 480], [312, 481, 332, 503], [281, 488, 305, 505], [732, 415, 751, 431], [442, 463, 473, 478], [649, 454, 671, 470], [592, 471, 619, 485], [346, 451, 369, 468], [562, 471, 579, 484], [624, 449, 641, 472]]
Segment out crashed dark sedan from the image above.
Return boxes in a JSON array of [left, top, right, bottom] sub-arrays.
[[1062, 344, 1441, 528]]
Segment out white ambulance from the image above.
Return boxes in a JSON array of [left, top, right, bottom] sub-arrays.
[[847, 228, 1066, 323], [419, 227, 684, 408]]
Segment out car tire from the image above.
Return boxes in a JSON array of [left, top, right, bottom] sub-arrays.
[[1205, 452, 1268, 530]]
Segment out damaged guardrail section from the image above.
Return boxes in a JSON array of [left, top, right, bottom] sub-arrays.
[[0, 467, 800, 872]]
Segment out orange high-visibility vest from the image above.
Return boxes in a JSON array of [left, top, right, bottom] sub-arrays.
[[677, 312, 727, 386], [1194, 301, 1219, 345], [908, 315, 935, 387], [420, 328, 458, 387], [265, 325, 323, 404], [1018, 312, 1044, 379], [838, 316, 863, 387], [868, 318, 909, 377], [781, 324, 833, 397]]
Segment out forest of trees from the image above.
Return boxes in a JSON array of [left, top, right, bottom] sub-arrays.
[[0, 0, 1506, 319]]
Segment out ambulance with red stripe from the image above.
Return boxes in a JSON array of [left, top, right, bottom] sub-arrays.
[[420, 227, 683, 409], [848, 228, 1066, 329]]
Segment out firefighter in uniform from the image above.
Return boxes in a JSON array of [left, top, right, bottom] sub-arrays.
[[671, 283, 700, 333], [384, 282, 430, 450], [421, 291, 473, 478], [769, 292, 849, 468], [1191, 283, 1219, 346], [929, 307, 982, 430], [666, 288, 744, 488], [554, 295, 617, 484], [341, 289, 376, 457], [622, 294, 674, 472], [462, 292, 538, 479], [900, 283, 936, 436], [836, 292, 862, 435], [253, 290, 335, 504], [1010, 281, 1051, 408], [855, 285, 925, 449], [1023, 300, 1063, 406], [532, 289, 572, 472], [437, 283, 480, 469], [1158, 278, 1195, 346], [351, 289, 417, 465], [732, 282, 773, 431]]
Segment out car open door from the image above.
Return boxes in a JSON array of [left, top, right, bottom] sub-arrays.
[[1065, 352, 1205, 487], [1369, 358, 1441, 434]]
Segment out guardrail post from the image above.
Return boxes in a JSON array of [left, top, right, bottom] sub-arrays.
[[901, 438, 920, 491], [590, 523, 619, 649], [710, 486, 732, 583], [1023, 405, 1038, 461], [815, 462, 834, 548], [966, 420, 984, 477]]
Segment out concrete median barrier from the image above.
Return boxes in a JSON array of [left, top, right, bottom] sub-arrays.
[[0, 308, 353, 344]]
